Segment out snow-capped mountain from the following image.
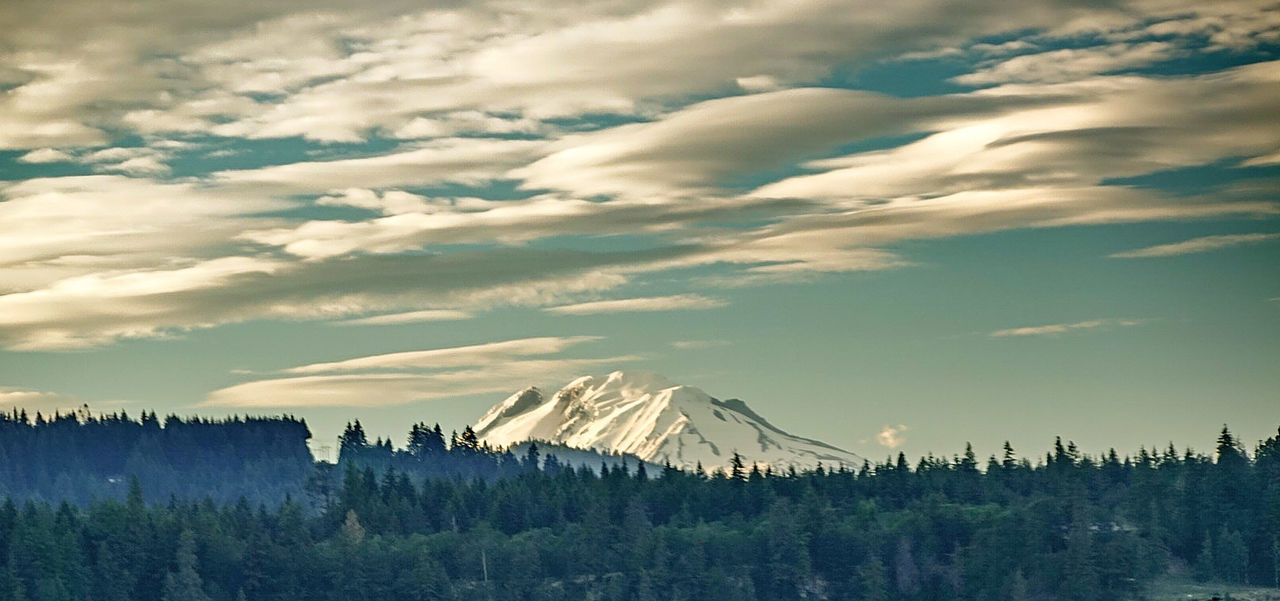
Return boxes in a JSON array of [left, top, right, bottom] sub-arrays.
[[473, 370, 863, 471]]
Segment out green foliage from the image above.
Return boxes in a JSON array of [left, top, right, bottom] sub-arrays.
[[161, 531, 210, 601], [0, 423, 1277, 600], [0, 411, 313, 506]]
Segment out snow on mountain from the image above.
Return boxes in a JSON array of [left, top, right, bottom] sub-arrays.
[[473, 370, 863, 471]]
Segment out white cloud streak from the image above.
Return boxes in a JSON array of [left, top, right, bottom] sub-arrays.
[[203, 335, 638, 408], [285, 336, 602, 374], [335, 309, 473, 326], [1110, 233, 1280, 258], [989, 318, 1144, 338], [544, 295, 726, 315]]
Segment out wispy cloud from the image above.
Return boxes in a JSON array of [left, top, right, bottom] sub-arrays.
[[953, 42, 1181, 85], [17, 148, 73, 164], [671, 339, 730, 350], [1110, 233, 1280, 258], [202, 358, 641, 409], [203, 335, 638, 408], [544, 294, 726, 315], [0, 387, 129, 414], [285, 336, 601, 374], [1, 0, 1277, 356], [990, 318, 1144, 338], [876, 424, 908, 449], [335, 309, 473, 326]]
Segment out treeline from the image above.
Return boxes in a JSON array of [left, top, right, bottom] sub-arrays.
[[0, 410, 313, 506], [324, 421, 648, 491], [0, 423, 1277, 600]]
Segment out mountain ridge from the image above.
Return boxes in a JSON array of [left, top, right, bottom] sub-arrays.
[[473, 370, 864, 470]]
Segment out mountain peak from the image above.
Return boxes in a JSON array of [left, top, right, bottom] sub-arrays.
[[472, 371, 862, 470]]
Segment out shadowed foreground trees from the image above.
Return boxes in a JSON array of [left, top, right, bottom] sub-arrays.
[[0, 422, 1277, 600]]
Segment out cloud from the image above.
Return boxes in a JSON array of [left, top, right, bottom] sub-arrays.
[[0, 0, 1267, 153], [215, 138, 544, 193], [285, 336, 602, 374], [876, 424, 908, 449], [335, 309, 473, 326], [953, 42, 1182, 85], [0, 175, 287, 289], [1110, 233, 1280, 258], [989, 318, 1144, 338], [202, 359, 640, 408], [0, 388, 83, 409], [544, 294, 726, 315], [1, 0, 1278, 354], [238, 193, 812, 260], [177, 0, 1119, 142], [515, 87, 1047, 197], [671, 339, 730, 350], [736, 75, 781, 92], [0, 387, 128, 415], [202, 335, 639, 408], [1243, 150, 1280, 167], [0, 245, 680, 350], [17, 148, 74, 163], [754, 62, 1280, 202]]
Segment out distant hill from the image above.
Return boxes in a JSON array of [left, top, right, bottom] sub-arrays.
[[0, 410, 313, 506]]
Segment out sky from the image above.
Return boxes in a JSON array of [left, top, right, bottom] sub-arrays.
[[1, 0, 1278, 463]]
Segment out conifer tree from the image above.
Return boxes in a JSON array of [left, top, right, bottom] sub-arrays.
[[857, 554, 888, 601], [1060, 505, 1099, 599], [161, 530, 210, 601], [524, 442, 540, 470], [1195, 533, 1216, 582]]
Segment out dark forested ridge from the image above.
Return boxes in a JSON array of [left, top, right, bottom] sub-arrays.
[[0, 410, 313, 506], [1, 415, 1278, 601]]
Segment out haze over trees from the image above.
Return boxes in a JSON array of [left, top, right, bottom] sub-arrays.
[[0, 410, 312, 506], [0, 413, 1277, 600]]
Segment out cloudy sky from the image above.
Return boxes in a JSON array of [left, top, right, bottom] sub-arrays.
[[2, 0, 1278, 460]]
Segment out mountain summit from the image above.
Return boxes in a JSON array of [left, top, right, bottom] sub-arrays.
[[473, 370, 863, 471]]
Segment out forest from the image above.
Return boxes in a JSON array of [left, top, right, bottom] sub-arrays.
[[0, 409, 1278, 601]]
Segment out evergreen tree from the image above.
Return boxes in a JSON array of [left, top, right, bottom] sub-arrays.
[[1005, 569, 1029, 601], [339, 421, 369, 460], [524, 442, 541, 470], [1060, 505, 1099, 599], [1216, 527, 1248, 584], [729, 453, 746, 483], [161, 530, 210, 601], [1195, 533, 1216, 582], [856, 554, 888, 601]]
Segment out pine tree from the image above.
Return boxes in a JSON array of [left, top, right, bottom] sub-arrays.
[[459, 427, 480, 452], [407, 423, 428, 457], [1001, 441, 1017, 470], [524, 442, 540, 470], [1060, 505, 1099, 599], [1216, 527, 1248, 584], [857, 554, 888, 601], [161, 530, 210, 601], [341, 510, 366, 544], [338, 421, 368, 461], [1195, 533, 1216, 582], [634, 571, 657, 601], [1005, 569, 1029, 601]]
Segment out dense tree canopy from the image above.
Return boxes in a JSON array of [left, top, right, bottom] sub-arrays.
[[0, 410, 312, 506], [1, 416, 1278, 600]]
